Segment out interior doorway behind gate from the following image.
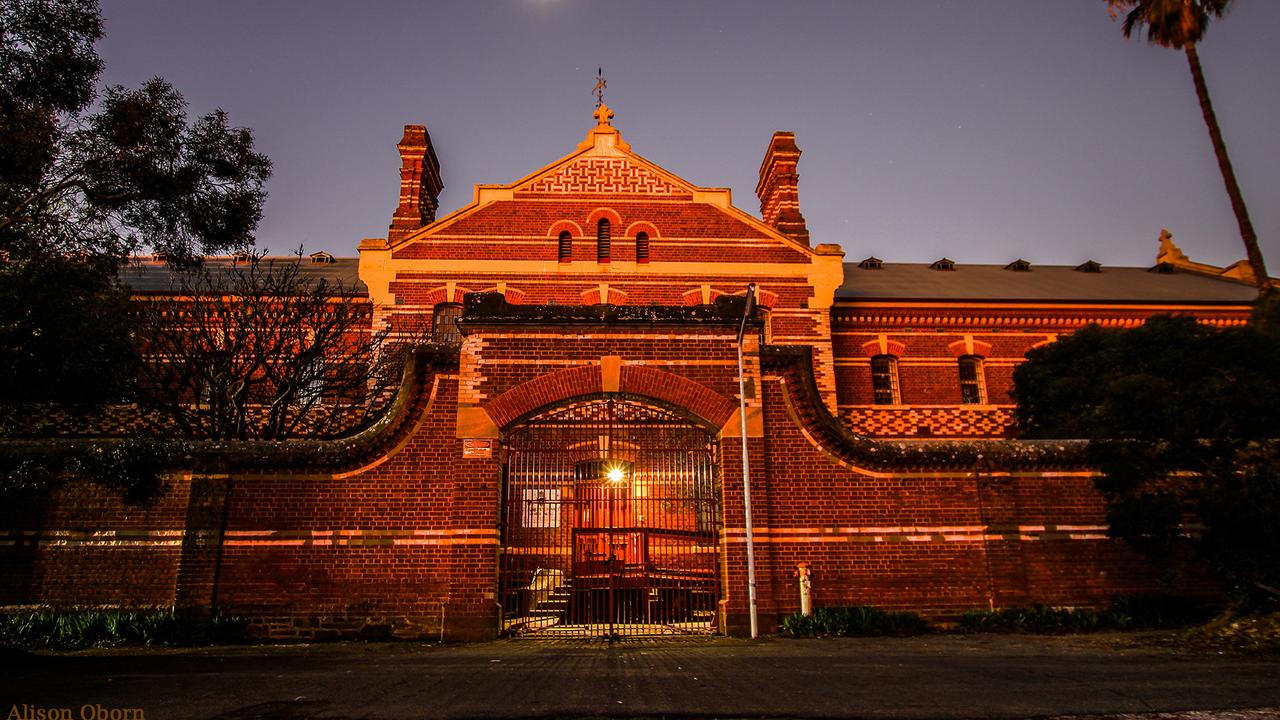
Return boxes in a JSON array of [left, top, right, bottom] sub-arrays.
[[499, 397, 722, 638]]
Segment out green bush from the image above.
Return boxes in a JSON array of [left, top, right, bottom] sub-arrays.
[[957, 596, 1216, 634], [781, 606, 933, 638], [0, 609, 249, 649], [958, 605, 1101, 633]]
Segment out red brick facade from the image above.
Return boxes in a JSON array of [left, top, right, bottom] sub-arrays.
[[1, 109, 1255, 639]]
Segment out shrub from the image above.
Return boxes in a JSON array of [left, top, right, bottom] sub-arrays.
[[958, 605, 1102, 633], [781, 606, 932, 638], [957, 596, 1216, 634]]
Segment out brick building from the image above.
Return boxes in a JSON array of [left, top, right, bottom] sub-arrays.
[[0, 106, 1261, 640]]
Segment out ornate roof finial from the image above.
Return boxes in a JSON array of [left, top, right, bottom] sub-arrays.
[[593, 103, 614, 127], [579, 68, 625, 149], [593, 67, 607, 109]]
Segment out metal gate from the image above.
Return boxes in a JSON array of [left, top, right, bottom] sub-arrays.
[[499, 397, 722, 638]]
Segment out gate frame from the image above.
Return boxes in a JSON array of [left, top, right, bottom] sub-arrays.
[[495, 392, 727, 638]]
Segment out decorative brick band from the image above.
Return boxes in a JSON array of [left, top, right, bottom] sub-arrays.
[[2, 529, 185, 548], [721, 524, 1109, 544], [222, 529, 499, 548], [839, 406, 1016, 438]]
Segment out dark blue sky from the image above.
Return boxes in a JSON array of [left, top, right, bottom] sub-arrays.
[[96, 1, 1279, 270]]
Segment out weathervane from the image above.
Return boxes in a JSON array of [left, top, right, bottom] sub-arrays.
[[593, 67, 607, 109]]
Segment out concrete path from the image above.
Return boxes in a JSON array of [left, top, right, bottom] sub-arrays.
[[2, 634, 1278, 719]]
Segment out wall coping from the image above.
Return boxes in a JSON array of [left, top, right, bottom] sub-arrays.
[[456, 292, 762, 331], [0, 347, 459, 475]]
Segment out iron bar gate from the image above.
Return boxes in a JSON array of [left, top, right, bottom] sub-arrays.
[[499, 397, 722, 638]]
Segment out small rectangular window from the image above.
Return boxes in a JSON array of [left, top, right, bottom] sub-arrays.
[[958, 355, 986, 404], [558, 231, 572, 263], [521, 488, 561, 528], [432, 303, 463, 343], [597, 219, 611, 263], [870, 355, 900, 405]]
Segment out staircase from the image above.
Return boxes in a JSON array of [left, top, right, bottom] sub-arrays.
[[530, 580, 571, 623]]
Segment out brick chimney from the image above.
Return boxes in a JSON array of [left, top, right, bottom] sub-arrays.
[[756, 131, 809, 247], [388, 124, 443, 243]]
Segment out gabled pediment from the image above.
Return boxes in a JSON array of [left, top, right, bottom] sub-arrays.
[[381, 105, 839, 271]]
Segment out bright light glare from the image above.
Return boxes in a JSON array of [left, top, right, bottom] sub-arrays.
[[606, 466, 625, 483]]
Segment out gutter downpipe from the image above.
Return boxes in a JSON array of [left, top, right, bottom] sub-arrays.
[[736, 283, 759, 639]]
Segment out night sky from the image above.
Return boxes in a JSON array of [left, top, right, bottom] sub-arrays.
[[95, 1, 1280, 270]]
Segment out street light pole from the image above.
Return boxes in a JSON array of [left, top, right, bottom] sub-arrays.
[[736, 283, 759, 639]]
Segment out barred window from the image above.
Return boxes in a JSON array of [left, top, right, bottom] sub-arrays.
[[635, 231, 649, 263], [870, 355, 900, 405], [432, 303, 463, 344], [958, 355, 986, 404], [597, 219, 611, 263], [558, 231, 572, 262], [297, 356, 325, 405], [521, 488, 561, 528]]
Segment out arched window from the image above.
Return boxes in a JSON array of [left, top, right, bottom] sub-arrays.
[[635, 231, 649, 263], [558, 231, 572, 263], [596, 218, 611, 263], [432, 303, 463, 344], [958, 355, 986, 404], [870, 355, 900, 405]]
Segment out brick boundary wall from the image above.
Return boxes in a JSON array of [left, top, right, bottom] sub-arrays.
[[0, 305, 1211, 640]]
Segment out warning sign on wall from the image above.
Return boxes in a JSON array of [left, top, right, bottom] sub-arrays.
[[462, 439, 494, 459]]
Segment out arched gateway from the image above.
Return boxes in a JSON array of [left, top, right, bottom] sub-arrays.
[[498, 397, 722, 637]]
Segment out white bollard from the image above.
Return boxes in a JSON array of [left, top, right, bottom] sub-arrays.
[[797, 562, 813, 616]]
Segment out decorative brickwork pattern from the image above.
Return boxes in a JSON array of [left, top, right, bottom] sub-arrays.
[[522, 158, 689, 197], [839, 406, 1017, 438]]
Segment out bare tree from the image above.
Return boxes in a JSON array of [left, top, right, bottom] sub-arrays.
[[134, 252, 420, 440]]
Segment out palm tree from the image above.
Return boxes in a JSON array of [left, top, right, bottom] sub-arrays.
[[1107, 0, 1271, 295]]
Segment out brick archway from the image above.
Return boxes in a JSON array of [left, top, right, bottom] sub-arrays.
[[482, 363, 736, 432]]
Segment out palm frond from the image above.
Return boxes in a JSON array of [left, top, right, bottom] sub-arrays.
[[1105, 0, 1235, 48]]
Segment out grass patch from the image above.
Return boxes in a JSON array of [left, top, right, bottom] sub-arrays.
[[0, 608, 249, 650], [781, 606, 933, 638]]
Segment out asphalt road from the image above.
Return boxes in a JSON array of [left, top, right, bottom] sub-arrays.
[[2, 634, 1278, 720]]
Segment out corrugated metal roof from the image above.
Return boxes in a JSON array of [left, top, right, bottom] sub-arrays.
[[835, 262, 1257, 304], [118, 257, 1257, 305], [119, 257, 366, 294]]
